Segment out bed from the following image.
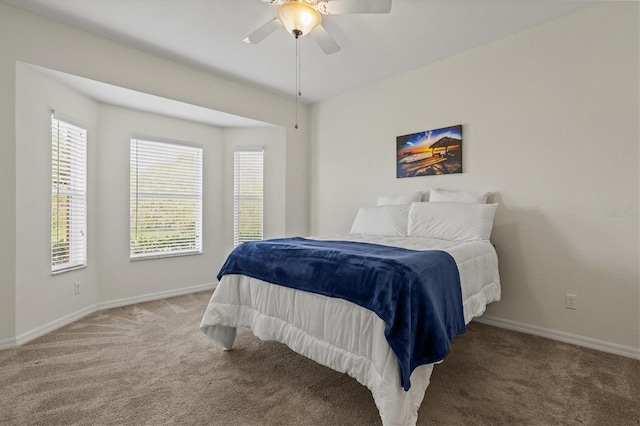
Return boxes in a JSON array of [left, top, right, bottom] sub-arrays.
[[201, 193, 500, 425]]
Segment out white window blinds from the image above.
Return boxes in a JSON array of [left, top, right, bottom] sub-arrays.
[[234, 148, 264, 247], [130, 137, 203, 259], [51, 112, 87, 272]]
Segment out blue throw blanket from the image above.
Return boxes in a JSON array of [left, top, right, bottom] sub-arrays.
[[217, 237, 465, 391]]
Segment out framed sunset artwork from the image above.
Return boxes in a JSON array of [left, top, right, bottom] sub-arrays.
[[396, 125, 463, 178]]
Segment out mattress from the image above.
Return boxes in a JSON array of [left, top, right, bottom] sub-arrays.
[[200, 234, 500, 425]]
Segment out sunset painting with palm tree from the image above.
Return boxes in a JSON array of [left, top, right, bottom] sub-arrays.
[[396, 125, 462, 178]]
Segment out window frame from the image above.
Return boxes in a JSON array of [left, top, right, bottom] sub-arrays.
[[51, 111, 87, 273], [233, 147, 264, 247], [129, 135, 203, 260]]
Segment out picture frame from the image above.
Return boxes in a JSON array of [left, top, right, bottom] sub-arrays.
[[396, 124, 463, 178]]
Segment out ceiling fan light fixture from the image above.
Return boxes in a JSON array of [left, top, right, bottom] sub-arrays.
[[276, 2, 322, 38]]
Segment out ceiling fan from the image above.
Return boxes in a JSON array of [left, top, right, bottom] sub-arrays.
[[243, 0, 393, 54]]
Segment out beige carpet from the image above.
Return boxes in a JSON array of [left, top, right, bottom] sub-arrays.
[[0, 291, 638, 426]]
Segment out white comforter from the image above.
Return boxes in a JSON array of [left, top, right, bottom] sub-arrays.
[[200, 235, 500, 425]]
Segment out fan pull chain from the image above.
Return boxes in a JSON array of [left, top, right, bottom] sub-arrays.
[[298, 34, 302, 99], [295, 34, 300, 129]]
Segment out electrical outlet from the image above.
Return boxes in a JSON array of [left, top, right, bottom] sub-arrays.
[[74, 282, 81, 295], [565, 294, 577, 310]]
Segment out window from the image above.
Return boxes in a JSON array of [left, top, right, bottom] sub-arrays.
[[130, 137, 202, 259], [234, 148, 264, 246], [51, 112, 87, 272]]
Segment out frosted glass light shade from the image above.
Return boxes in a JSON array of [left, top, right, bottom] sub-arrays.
[[276, 2, 322, 37]]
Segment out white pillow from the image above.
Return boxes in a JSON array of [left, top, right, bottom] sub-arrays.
[[350, 205, 410, 237], [408, 202, 497, 242], [430, 188, 490, 204], [376, 191, 423, 206]]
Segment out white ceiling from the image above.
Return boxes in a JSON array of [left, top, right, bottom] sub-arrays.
[[5, 0, 599, 105]]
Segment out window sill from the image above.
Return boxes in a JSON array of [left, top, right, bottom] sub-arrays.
[[51, 264, 87, 275], [130, 250, 202, 262]]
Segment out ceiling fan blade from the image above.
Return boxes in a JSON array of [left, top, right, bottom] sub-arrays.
[[318, 0, 392, 15], [243, 18, 283, 44], [309, 24, 341, 55]]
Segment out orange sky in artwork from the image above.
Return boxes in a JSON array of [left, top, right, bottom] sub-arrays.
[[397, 126, 462, 157]]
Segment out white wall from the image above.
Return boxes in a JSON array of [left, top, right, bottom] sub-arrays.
[[95, 104, 225, 303], [12, 64, 289, 340], [15, 63, 100, 337], [310, 3, 639, 352], [0, 2, 307, 345]]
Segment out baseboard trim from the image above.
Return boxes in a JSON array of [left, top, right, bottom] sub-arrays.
[[7, 282, 216, 349], [8, 287, 637, 361], [97, 282, 215, 311], [15, 304, 98, 347], [0, 336, 17, 351], [474, 315, 640, 360]]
